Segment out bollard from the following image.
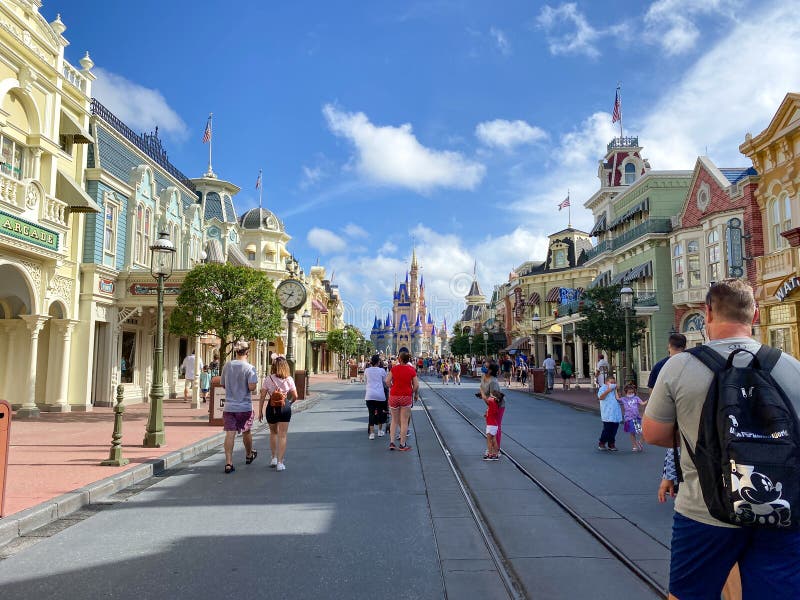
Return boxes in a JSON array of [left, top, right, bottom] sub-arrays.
[[0, 400, 10, 517], [100, 385, 130, 467]]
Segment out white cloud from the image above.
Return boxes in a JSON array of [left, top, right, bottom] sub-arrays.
[[306, 227, 347, 254], [641, 1, 800, 168], [643, 0, 741, 56], [343, 223, 369, 238], [489, 27, 511, 55], [536, 3, 601, 58], [475, 119, 548, 150], [379, 240, 398, 254], [322, 104, 486, 192], [92, 68, 187, 139], [300, 165, 324, 189]]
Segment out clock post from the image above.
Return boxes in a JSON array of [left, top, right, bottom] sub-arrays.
[[277, 277, 307, 379], [286, 310, 296, 377]]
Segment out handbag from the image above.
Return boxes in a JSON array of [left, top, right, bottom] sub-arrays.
[[268, 376, 286, 408]]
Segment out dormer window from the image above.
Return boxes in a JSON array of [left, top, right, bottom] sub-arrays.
[[553, 249, 566, 268], [624, 162, 636, 185]]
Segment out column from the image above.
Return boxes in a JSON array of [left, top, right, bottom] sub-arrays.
[[575, 335, 585, 380], [18, 315, 49, 418], [0, 321, 17, 403], [546, 334, 554, 358], [45, 319, 78, 412], [191, 334, 202, 408]]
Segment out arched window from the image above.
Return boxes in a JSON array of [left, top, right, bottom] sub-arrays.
[[707, 229, 721, 282], [143, 208, 152, 263], [171, 223, 180, 268], [135, 204, 144, 264], [624, 162, 637, 185], [769, 195, 793, 251]]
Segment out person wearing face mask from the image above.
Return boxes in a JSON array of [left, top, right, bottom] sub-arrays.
[[596, 374, 622, 451], [621, 383, 647, 452]]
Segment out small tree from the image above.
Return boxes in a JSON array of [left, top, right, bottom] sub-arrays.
[[169, 263, 283, 369], [449, 331, 471, 357], [327, 326, 362, 378], [574, 284, 647, 372]]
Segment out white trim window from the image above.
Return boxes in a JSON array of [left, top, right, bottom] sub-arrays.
[[103, 200, 119, 268], [770, 194, 792, 251], [144, 208, 152, 260], [624, 162, 637, 185], [171, 223, 180, 268], [707, 229, 722, 283], [134, 203, 144, 264], [0, 133, 26, 180], [770, 327, 793, 355], [687, 239, 701, 287], [673, 243, 685, 290]]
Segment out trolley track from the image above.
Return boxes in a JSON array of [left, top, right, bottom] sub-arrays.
[[418, 377, 669, 600]]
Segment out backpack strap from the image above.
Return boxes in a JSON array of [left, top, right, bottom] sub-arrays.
[[755, 345, 782, 374], [686, 345, 727, 373]]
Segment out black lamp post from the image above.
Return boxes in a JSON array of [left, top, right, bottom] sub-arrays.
[[620, 286, 634, 386], [144, 231, 175, 448], [468, 333, 474, 359], [301, 308, 311, 376], [532, 314, 541, 367], [482, 330, 489, 359]]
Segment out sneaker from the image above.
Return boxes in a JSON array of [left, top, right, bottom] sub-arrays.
[[608, 446, 619, 452], [389, 442, 396, 451], [378, 430, 385, 437], [398, 444, 412, 452], [270, 457, 278, 468], [597, 444, 607, 451], [369, 433, 375, 440], [276, 462, 286, 471], [482, 454, 493, 461], [489, 454, 500, 461]]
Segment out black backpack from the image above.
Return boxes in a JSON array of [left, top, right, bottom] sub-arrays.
[[679, 345, 800, 528]]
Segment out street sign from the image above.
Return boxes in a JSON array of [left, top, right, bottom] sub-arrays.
[[726, 217, 744, 277]]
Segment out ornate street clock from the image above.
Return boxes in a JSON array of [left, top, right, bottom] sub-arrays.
[[277, 278, 307, 313]]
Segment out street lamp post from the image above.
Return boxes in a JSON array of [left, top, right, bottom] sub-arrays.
[[531, 314, 541, 367], [468, 333, 474, 359], [482, 330, 489, 360], [144, 231, 176, 448], [301, 309, 311, 376], [620, 286, 634, 387]]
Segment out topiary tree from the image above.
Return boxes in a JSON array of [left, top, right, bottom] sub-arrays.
[[326, 326, 363, 378], [168, 263, 283, 369]]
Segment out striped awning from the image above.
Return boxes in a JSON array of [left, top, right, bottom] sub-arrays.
[[609, 198, 650, 229], [227, 244, 250, 267], [624, 260, 653, 283], [312, 298, 328, 314], [589, 214, 607, 236], [610, 271, 628, 286], [589, 270, 612, 289], [546, 286, 561, 302], [205, 239, 225, 263], [575, 287, 585, 295], [526, 291, 541, 306]]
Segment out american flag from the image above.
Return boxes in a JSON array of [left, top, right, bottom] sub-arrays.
[[558, 196, 570, 210], [255, 170, 262, 190], [202, 114, 212, 144], [612, 88, 621, 124]]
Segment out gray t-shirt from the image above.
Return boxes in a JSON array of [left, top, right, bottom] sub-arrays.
[[480, 376, 504, 408], [220, 359, 258, 413], [645, 337, 800, 527]]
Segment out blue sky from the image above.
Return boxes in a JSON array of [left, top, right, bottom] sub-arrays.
[[49, 0, 800, 332]]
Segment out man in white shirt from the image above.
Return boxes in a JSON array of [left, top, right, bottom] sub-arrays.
[[181, 350, 203, 402], [542, 354, 556, 393]]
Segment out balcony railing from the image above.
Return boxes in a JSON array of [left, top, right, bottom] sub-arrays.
[[607, 136, 639, 152], [612, 218, 672, 251], [555, 290, 658, 318], [756, 249, 797, 281], [584, 239, 612, 261], [63, 61, 87, 93]]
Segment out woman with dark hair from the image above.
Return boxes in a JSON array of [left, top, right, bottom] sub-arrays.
[[479, 362, 506, 458], [385, 350, 418, 451], [258, 356, 297, 471], [364, 354, 388, 439]]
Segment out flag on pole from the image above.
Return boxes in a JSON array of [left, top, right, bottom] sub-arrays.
[[611, 87, 621, 124], [202, 114, 212, 144], [255, 170, 262, 190], [558, 196, 570, 211]]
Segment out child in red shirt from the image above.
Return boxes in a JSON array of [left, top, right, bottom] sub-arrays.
[[484, 395, 500, 461]]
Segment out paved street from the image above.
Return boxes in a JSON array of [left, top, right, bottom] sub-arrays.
[[0, 378, 670, 599]]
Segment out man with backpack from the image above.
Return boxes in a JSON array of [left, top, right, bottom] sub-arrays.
[[643, 279, 800, 599]]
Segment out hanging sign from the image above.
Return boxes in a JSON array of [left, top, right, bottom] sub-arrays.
[[726, 217, 744, 278], [776, 276, 800, 302], [0, 211, 59, 251]]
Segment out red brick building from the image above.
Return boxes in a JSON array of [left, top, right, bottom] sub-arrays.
[[670, 156, 761, 346]]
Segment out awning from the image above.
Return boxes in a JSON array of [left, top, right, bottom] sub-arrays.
[[56, 168, 100, 212], [610, 271, 628, 286], [589, 214, 607, 236], [60, 111, 93, 144], [526, 291, 541, 306], [205, 239, 225, 263], [245, 243, 257, 253], [227, 243, 250, 267], [312, 298, 328, 314], [609, 198, 650, 229], [589, 270, 612, 289], [624, 260, 653, 283], [546, 287, 561, 302]]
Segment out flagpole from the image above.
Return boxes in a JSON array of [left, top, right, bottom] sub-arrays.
[[567, 189, 571, 228], [207, 112, 213, 176], [258, 169, 263, 211], [617, 83, 623, 139]]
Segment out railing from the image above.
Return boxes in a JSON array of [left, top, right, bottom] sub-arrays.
[[556, 289, 658, 317], [63, 61, 87, 93], [0, 171, 19, 207], [90, 99, 197, 193], [612, 218, 672, 251], [607, 136, 639, 152], [756, 249, 797, 280], [41, 195, 68, 227], [584, 239, 612, 261]]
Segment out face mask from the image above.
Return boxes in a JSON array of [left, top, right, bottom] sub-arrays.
[[626, 393, 635, 398]]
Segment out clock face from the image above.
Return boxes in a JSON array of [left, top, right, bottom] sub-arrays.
[[277, 279, 307, 311]]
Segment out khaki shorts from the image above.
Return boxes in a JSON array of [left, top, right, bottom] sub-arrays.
[[184, 379, 194, 391]]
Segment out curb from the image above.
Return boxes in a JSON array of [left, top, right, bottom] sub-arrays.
[[0, 395, 322, 548]]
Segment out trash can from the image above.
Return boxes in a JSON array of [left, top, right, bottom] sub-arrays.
[[0, 399, 11, 517], [530, 369, 546, 394], [349, 364, 358, 379], [294, 369, 308, 399]]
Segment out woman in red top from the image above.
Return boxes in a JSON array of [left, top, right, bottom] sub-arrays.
[[385, 351, 418, 451]]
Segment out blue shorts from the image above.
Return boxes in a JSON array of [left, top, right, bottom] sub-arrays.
[[670, 512, 800, 599]]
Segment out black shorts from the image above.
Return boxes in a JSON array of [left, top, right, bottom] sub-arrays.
[[265, 403, 292, 424]]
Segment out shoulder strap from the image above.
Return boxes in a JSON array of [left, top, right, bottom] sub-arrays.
[[755, 345, 782, 373], [686, 345, 726, 373]]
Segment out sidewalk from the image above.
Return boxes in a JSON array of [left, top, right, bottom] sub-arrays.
[[501, 379, 650, 413]]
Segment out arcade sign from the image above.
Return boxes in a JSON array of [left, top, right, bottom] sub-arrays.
[[129, 282, 181, 295], [0, 210, 59, 251], [775, 276, 800, 302]]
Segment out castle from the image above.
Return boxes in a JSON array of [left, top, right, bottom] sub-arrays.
[[370, 249, 449, 356]]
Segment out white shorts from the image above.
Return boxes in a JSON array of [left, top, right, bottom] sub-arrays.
[[184, 379, 194, 391], [485, 425, 498, 436]]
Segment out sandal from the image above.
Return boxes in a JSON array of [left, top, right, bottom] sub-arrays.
[[224, 464, 235, 474], [246, 451, 258, 465]]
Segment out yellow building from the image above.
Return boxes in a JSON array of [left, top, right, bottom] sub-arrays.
[[0, 6, 98, 416], [741, 93, 800, 356]]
